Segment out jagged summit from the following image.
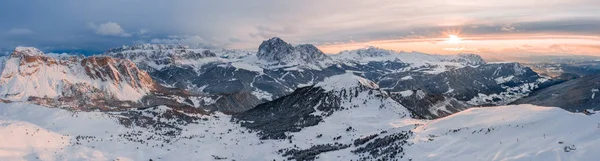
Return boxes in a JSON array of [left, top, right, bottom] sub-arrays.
[[257, 37, 330, 65], [11, 46, 45, 57], [455, 53, 486, 66], [294, 44, 327, 60], [353, 46, 394, 57], [257, 37, 295, 62]]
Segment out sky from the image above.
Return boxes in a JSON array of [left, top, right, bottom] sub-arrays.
[[0, 0, 599, 60]]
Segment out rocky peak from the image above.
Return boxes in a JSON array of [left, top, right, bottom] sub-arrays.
[[81, 56, 154, 90], [355, 47, 394, 57], [11, 47, 45, 58], [455, 54, 486, 66], [293, 44, 329, 62], [7, 47, 60, 71], [257, 37, 329, 64], [257, 37, 295, 62]]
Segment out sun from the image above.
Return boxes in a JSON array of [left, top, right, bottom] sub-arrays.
[[447, 35, 462, 43]]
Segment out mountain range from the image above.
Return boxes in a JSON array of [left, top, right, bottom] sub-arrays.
[[0, 37, 597, 160]]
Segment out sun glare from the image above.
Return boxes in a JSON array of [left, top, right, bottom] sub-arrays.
[[448, 35, 461, 43]]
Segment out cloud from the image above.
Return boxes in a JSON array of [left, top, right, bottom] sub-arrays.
[[228, 37, 242, 43], [249, 25, 298, 40], [149, 35, 206, 46], [138, 29, 149, 35], [0, 0, 599, 53], [500, 24, 517, 32], [88, 22, 132, 37], [7, 28, 34, 35]]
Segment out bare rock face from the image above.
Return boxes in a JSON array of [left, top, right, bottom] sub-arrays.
[[81, 56, 155, 90], [257, 37, 331, 65]]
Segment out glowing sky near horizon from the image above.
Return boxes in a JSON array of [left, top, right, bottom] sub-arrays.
[[0, 0, 599, 60]]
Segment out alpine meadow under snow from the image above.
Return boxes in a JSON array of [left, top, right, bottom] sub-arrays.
[[0, 37, 598, 161]]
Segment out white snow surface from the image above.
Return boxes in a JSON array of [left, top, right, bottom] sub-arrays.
[[495, 75, 515, 84], [408, 105, 600, 161], [0, 102, 598, 160]]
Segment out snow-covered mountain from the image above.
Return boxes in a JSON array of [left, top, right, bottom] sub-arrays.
[[233, 73, 413, 140], [103, 37, 546, 117], [104, 44, 218, 70], [0, 47, 154, 104], [332, 47, 486, 74], [0, 48, 596, 161], [0, 37, 550, 118], [0, 47, 229, 112]]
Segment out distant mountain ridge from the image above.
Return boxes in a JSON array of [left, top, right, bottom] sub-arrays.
[[0, 47, 218, 112], [0, 37, 547, 118]]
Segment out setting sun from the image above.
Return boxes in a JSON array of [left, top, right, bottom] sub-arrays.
[[448, 35, 462, 43]]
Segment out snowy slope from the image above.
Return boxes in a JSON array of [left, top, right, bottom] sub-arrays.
[[0, 88, 414, 161], [1, 102, 598, 160], [406, 105, 600, 161]]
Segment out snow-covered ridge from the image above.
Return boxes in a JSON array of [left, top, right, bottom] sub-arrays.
[[333, 47, 485, 64], [104, 44, 217, 70], [0, 47, 155, 102], [315, 73, 380, 92], [332, 47, 486, 74], [105, 38, 487, 74]]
